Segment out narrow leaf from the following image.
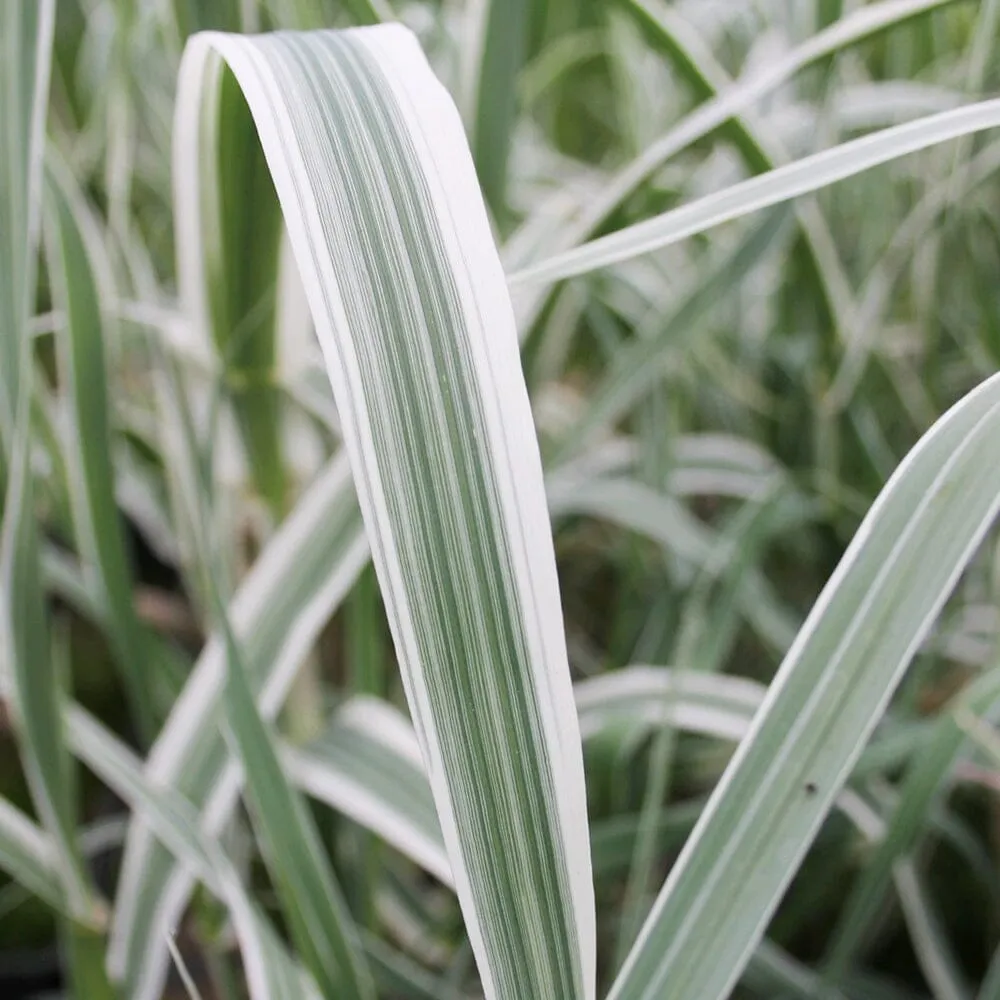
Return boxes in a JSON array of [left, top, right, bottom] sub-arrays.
[[109, 451, 367, 1000], [0, 0, 54, 442], [44, 158, 156, 739], [618, 0, 857, 348], [0, 796, 65, 915], [610, 371, 1000, 1000], [218, 607, 375, 1000], [0, 0, 94, 924], [462, 0, 531, 220], [283, 697, 453, 888], [556, 0, 960, 249], [512, 99, 1000, 286], [822, 664, 1000, 984], [64, 704, 322, 1000]]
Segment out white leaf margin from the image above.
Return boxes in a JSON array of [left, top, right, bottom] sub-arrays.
[[170, 24, 594, 1000]]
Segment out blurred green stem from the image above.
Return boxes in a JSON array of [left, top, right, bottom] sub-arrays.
[[62, 919, 118, 1000]]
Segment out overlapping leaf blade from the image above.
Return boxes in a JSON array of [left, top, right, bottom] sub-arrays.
[[7, 6, 1000, 1000], [506, 0, 963, 329], [513, 98, 1000, 285], [283, 670, 765, 892], [609, 371, 1000, 1000], [619, 0, 857, 347], [0, 0, 52, 444], [45, 160, 156, 739], [0, 797, 65, 915], [283, 697, 453, 888], [109, 451, 368, 999], [218, 609, 375, 1000], [822, 663, 1000, 987], [64, 704, 322, 1000], [0, 0, 95, 925]]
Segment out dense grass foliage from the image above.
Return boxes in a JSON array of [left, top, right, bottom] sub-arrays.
[[1, 1, 1000, 999]]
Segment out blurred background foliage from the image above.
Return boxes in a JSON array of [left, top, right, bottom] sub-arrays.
[[3, 0, 1000, 997]]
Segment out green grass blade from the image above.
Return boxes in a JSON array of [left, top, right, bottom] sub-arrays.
[[0, 0, 96, 926], [48, 623, 118, 999], [64, 704, 322, 1000], [0, 797, 66, 916], [175, 26, 595, 1000], [151, 344, 232, 616], [283, 697, 453, 887], [0, 0, 54, 446], [609, 370, 1000, 1000], [462, 0, 531, 221], [894, 860, 970, 1000], [552, 209, 788, 461], [618, 0, 857, 349], [512, 98, 1000, 285], [822, 664, 1000, 986], [175, 58, 287, 515], [62, 920, 118, 1000], [217, 608, 375, 1000], [0, 441, 93, 918], [44, 158, 156, 741], [613, 716, 676, 971], [506, 0, 961, 326], [108, 452, 367, 1000], [345, 565, 387, 697]]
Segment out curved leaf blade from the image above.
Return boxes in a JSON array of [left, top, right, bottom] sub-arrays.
[[283, 697, 453, 888], [0, 796, 65, 915], [512, 99, 1000, 286], [65, 704, 322, 1000], [175, 25, 595, 1000], [0, 0, 95, 923]]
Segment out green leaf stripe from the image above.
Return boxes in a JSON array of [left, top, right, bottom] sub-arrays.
[[130, 25, 594, 1000]]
